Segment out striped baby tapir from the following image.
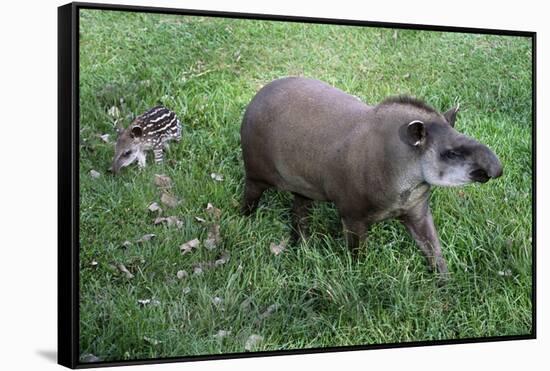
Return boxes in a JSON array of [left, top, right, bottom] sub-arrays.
[[110, 106, 182, 174]]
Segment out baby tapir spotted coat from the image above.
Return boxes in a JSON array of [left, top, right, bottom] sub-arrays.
[[110, 106, 182, 174]]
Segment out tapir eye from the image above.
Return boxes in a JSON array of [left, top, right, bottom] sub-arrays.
[[442, 150, 463, 160], [122, 150, 133, 157]]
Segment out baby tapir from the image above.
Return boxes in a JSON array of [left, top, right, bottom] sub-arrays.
[[241, 77, 502, 276], [110, 106, 182, 174]]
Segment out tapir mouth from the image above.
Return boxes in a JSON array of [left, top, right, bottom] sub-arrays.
[[469, 169, 490, 183]]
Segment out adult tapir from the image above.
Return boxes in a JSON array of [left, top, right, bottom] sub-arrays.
[[240, 77, 502, 276]]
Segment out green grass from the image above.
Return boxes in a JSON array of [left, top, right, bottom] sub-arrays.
[[78, 9, 533, 362]]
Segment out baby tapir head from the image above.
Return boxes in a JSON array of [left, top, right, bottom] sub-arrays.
[[110, 106, 182, 174], [392, 97, 503, 186]]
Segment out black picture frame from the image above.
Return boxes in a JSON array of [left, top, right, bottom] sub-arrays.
[[58, 2, 537, 369]]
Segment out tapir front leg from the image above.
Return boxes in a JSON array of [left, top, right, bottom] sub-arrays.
[[291, 193, 314, 243], [153, 147, 164, 164], [400, 202, 449, 277]]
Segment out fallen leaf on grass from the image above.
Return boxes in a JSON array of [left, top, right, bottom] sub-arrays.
[[136, 234, 156, 243], [193, 266, 203, 275], [161, 193, 180, 208], [182, 287, 191, 294], [90, 260, 98, 267], [154, 174, 172, 189], [176, 270, 188, 279], [154, 216, 183, 228], [211, 296, 223, 306], [244, 334, 263, 351], [269, 241, 287, 256], [204, 224, 221, 250], [180, 238, 200, 255], [498, 269, 512, 277], [98, 133, 110, 143], [148, 202, 162, 214], [137, 298, 161, 306], [195, 216, 206, 223], [210, 173, 224, 182], [206, 203, 222, 219], [213, 330, 231, 340], [121, 240, 132, 248], [117, 264, 134, 279], [215, 250, 230, 266], [192, 251, 230, 274], [143, 336, 162, 346], [89, 170, 101, 179]]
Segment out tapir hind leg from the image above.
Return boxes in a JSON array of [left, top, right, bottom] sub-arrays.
[[242, 178, 269, 215]]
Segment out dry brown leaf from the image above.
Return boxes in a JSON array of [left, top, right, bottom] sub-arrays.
[[89, 170, 101, 179], [143, 336, 162, 346], [206, 203, 222, 219], [176, 270, 188, 279], [98, 133, 110, 143], [180, 238, 200, 255], [269, 241, 287, 256], [498, 269, 512, 277], [210, 173, 224, 182], [204, 224, 221, 250], [154, 216, 183, 228], [137, 298, 160, 306], [161, 193, 180, 208], [136, 233, 156, 243], [213, 330, 231, 340], [154, 174, 172, 189], [244, 334, 263, 351], [215, 250, 230, 267], [211, 296, 223, 306], [148, 202, 162, 214], [117, 264, 134, 279]]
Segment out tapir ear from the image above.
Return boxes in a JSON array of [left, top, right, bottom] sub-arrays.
[[443, 104, 460, 127], [130, 125, 143, 138], [406, 120, 426, 147]]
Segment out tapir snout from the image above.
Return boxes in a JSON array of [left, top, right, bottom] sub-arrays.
[[469, 141, 503, 183]]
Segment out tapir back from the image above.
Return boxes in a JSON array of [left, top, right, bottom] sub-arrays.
[[241, 77, 375, 200]]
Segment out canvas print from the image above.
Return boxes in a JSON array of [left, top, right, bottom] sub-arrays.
[[74, 5, 533, 366]]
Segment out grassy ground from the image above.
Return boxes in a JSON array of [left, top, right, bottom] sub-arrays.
[[78, 9, 533, 362]]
